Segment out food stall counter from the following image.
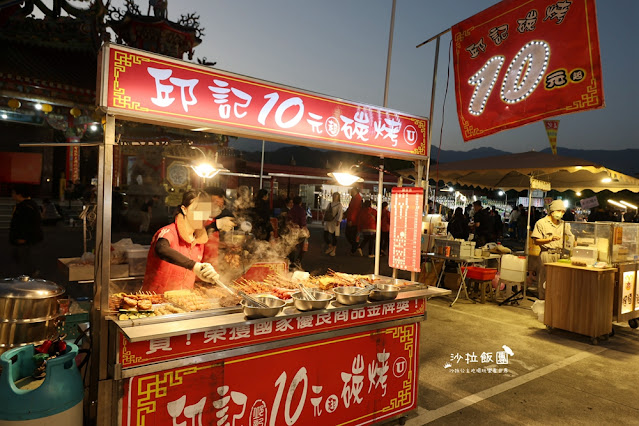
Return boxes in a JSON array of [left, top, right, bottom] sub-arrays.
[[105, 285, 450, 425]]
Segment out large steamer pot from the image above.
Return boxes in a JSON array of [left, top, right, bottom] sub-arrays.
[[0, 275, 65, 353]]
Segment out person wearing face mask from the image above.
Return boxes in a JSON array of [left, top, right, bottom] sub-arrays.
[[531, 199, 573, 300], [142, 190, 220, 294], [203, 186, 237, 268]]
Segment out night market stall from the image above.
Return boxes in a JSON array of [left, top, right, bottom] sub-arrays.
[[90, 43, 449, 426]]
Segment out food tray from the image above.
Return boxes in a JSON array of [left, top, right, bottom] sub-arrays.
[[365, 275, 425, 291]]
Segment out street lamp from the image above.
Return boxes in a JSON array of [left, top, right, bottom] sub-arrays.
[[498, 189, 507, 206]]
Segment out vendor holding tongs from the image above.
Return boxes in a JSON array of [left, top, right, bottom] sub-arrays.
[[142, 190, 219, 293]]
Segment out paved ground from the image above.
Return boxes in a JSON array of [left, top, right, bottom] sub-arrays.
[[1, 223, 638, 424]]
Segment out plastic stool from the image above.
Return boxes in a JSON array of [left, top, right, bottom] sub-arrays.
[[468, 280, 492, 303]]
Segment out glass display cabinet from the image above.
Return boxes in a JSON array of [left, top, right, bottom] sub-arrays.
[[563, 221, 639, 329]]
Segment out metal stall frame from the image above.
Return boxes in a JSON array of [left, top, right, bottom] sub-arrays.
[[91, 43, 432, 425]]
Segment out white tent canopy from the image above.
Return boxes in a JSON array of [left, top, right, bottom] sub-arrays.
[[402, 151, 639, 193]]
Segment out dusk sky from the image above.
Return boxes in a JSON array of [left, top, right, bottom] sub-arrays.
[[111, 0, 637, 153]]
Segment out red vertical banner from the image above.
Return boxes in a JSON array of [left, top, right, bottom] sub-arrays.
[[65, 142, 80, 183], [389, 187, 424, 272], [452, 0, 604, 141]]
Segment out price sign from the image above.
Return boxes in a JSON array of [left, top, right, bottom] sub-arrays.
[[389, 187, 424, 272], [579, 196, 599, 209], [452, 0, 604, 141]]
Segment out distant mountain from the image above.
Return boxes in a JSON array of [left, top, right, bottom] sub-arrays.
[[430, 146, 510, 163]]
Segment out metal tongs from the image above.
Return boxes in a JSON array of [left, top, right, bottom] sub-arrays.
[[291, 271, 316, 301], [213, 277, 268, 308], [354, 284, 376, 295], [297, 281, 316, 301]]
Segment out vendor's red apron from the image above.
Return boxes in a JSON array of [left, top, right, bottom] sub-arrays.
[[141, 223, 203, 293]]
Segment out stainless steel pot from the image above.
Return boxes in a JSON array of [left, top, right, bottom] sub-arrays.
[[0, 275, 65, 353]]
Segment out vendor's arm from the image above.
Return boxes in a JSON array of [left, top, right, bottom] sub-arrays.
[[530, 222, 560, 245], [532, 236, 560, 245], [155, 238, 196, 269]]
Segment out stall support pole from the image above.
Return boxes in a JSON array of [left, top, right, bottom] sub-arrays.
[[374, 161, 384, 275], [424, 35, 441, 210], [90, 114, 114, 426], [524, 187, 533, 298], [259, 140, 265, 189]]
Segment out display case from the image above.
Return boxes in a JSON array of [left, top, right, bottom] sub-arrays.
[[564, 221, 639, 265], [564, 222, 639, 329]]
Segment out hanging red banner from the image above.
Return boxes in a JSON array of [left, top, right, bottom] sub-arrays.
[[122, 324, 419, 426], [98, 44, 428, 160], [452, 0, 604, 141], [543, 119, 560, 154]]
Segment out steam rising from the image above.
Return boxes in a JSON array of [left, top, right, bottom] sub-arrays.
[[203, 185, 308, 282]]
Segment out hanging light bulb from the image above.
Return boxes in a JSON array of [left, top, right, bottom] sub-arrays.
[[328, 164, 363, 186], [8, 99, 21, 110], [70, 107, 81, 117], [41, 104, 53, 114], [190, 146, 229, 179]]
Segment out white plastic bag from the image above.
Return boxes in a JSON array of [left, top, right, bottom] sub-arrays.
[[531, 300, 545, 323]]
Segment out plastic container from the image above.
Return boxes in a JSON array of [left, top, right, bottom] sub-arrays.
[[500, 254, 527, 282], [0, 343, 83, 425], [127, 246, 150, 276], [462, 266, 497, 281]]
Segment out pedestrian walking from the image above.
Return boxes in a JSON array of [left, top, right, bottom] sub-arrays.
[[323, 193, 343, 257], [380, 201, 391, 255], [139, 195, 159, 233], [9, 184, 43, 276], [344, 187, 362, 254], [287, 196, 309, 265], [356, 200, 377, 257]]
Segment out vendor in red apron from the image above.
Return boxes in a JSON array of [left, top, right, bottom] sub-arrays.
[[203, 186, 236, 268], [142, 190, 219, 293], [531, 199, 573, 300]]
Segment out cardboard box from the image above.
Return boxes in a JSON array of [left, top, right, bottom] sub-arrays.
[[58, 257, 129, 282]]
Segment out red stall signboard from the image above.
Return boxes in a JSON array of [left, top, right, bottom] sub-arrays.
[[452, 0, 604, 141], [98, 44, 428, 160], [122, 324, 419, 426], [389, 188, 424, 272], [119, 298, 425, 368]]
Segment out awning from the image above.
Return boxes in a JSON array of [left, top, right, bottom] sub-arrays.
[[400, 151, 639, 193]]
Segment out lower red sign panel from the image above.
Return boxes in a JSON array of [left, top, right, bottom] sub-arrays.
[[122, 323, 419, 425]]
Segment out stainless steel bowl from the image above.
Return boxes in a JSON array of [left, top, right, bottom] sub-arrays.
[[369, 284, 399, 301], [241, 297, 286, 319], [291, 290, 333, 311], [334, 286, 370, 305]]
